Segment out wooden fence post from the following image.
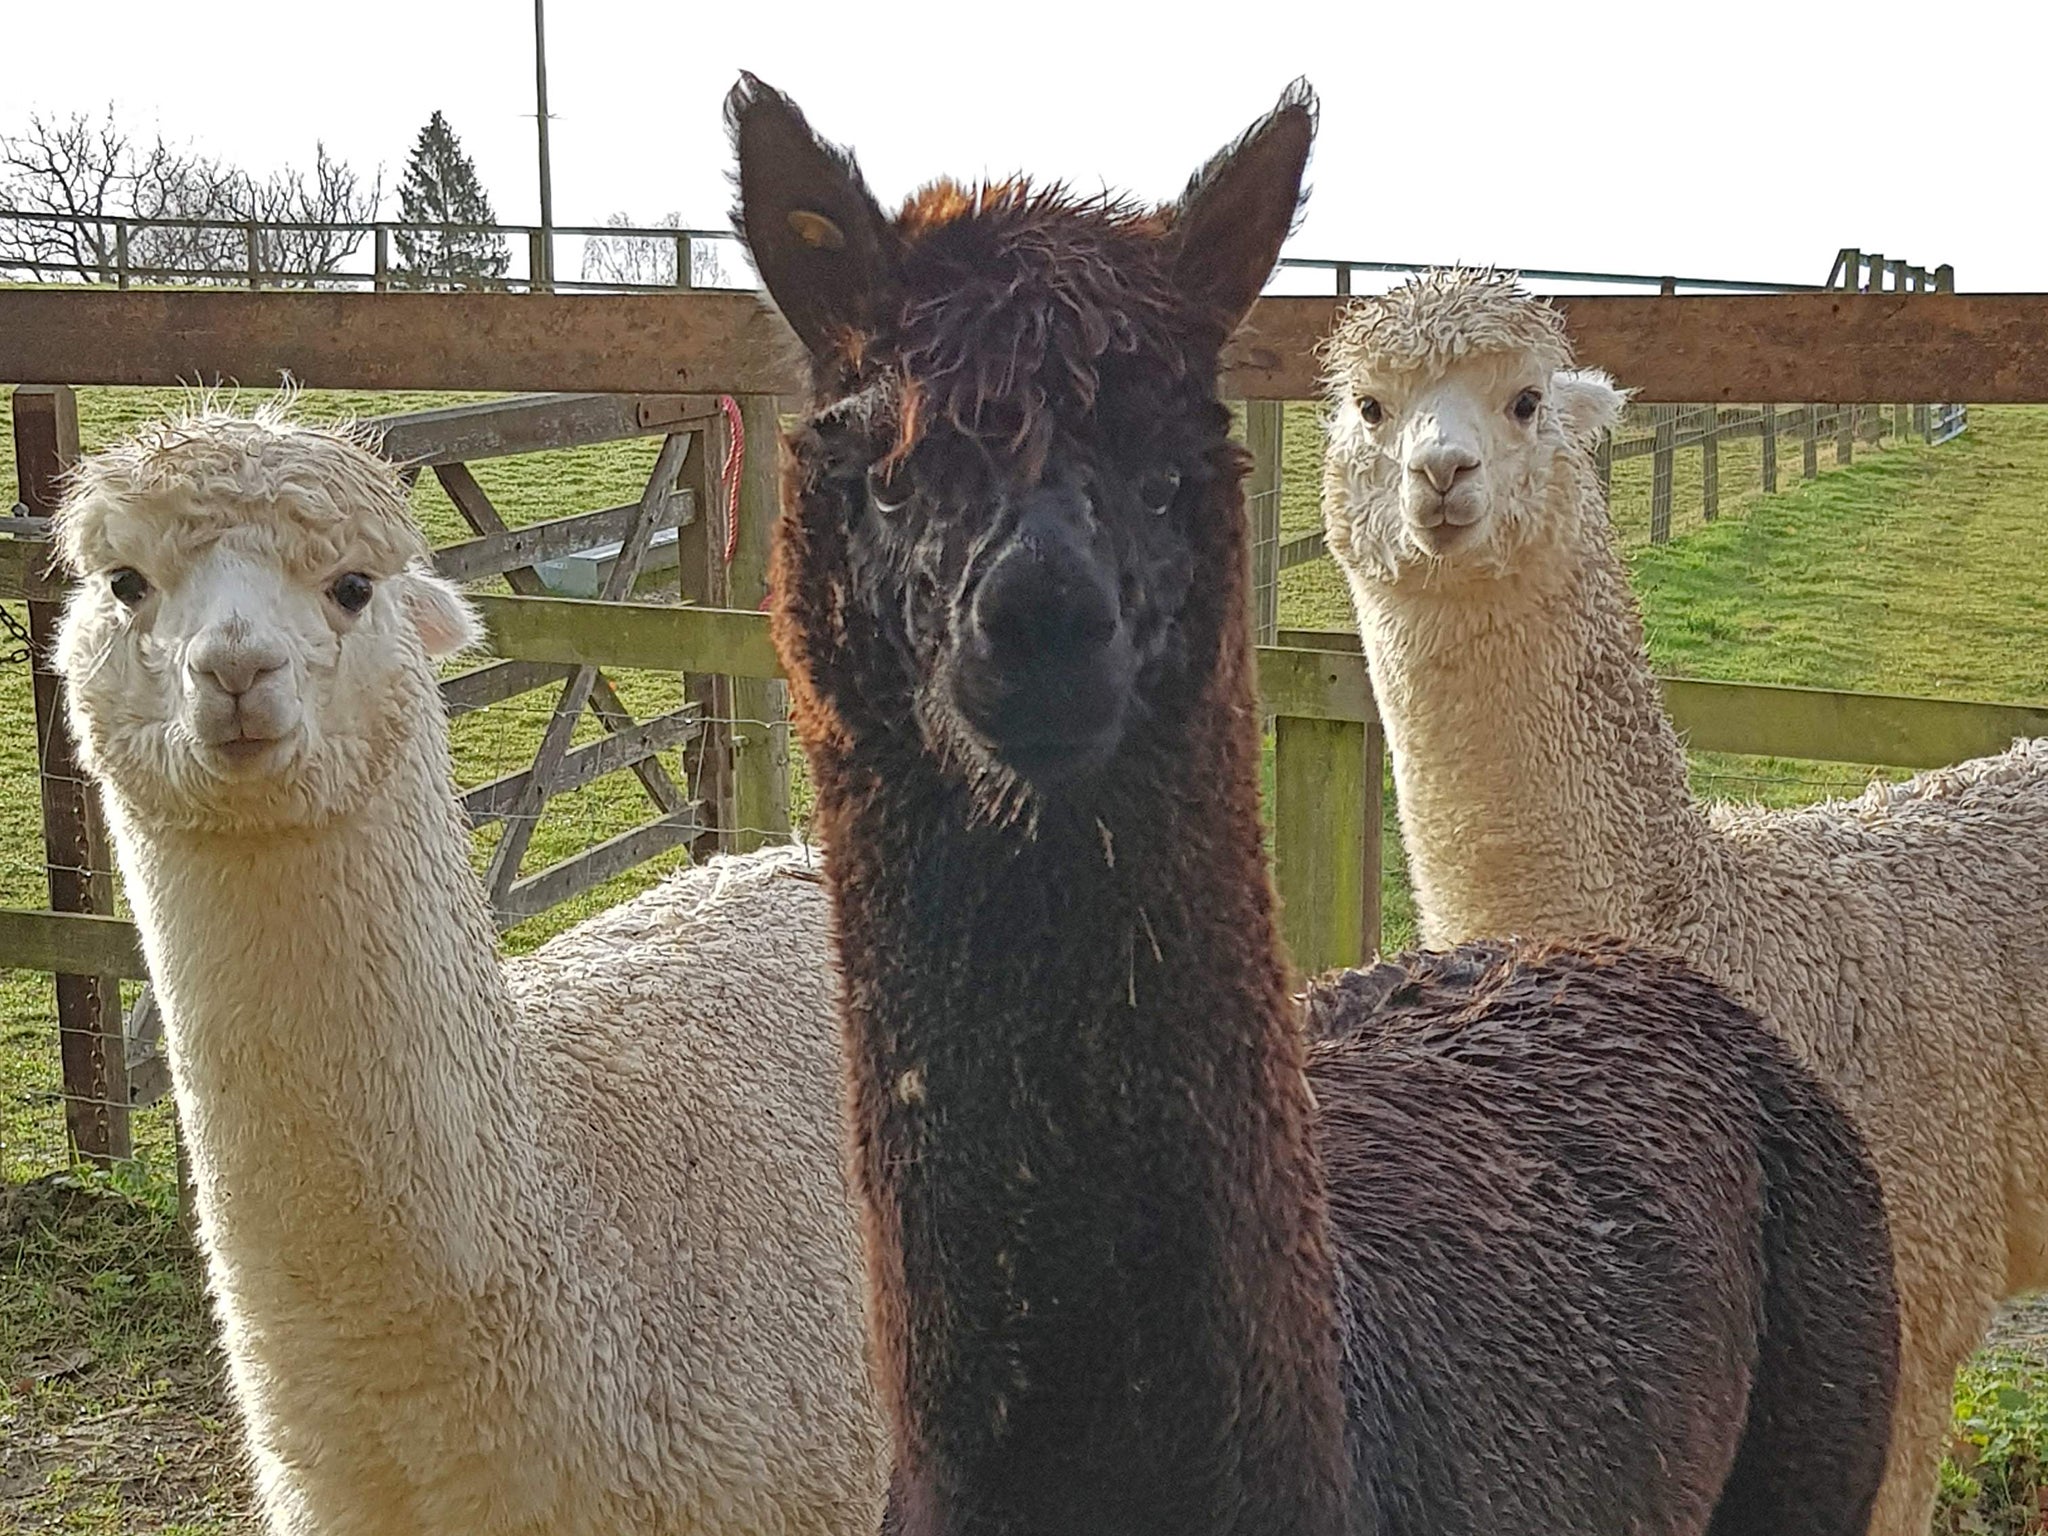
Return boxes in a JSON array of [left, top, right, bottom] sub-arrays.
[[674, 233, 694, 291], [14, 386, 131, 1164], [1273, 713, 1379, 979], [1761, 404, 1778, 493], [114, 222, 131, 291], [373, 226, 391, 292], [1242, 401, 1283, 645], [1838, 403, 1855, 465], [1594, 428, 1612, 499], [1649, 404, 1676, 543], [728, 394, 790, 852], [246, 222, 261, 290], [1893, 261, 1914, 442], [1699, 404, 1719, 521], [679, 429, 736, 857], [1802, 405, 1819, 479], [528, 229, 551, 293]]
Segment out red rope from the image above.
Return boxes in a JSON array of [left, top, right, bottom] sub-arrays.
[[718, 394, 744, 567]]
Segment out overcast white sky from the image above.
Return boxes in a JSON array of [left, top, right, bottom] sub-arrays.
[[7, 0, 2042, 290]]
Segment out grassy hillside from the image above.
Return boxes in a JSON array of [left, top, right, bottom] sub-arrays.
[[3, 389, 2044, 1532]]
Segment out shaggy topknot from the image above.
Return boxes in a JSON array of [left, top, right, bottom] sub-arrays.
[[1320, 269, 1574, 396], [55, 401, 426, 581]]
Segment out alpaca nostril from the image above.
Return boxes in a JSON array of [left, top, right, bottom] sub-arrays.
[[1410, 448, 1480, 496], [970, 546, 1118, 663], [190, 637, 290, 699]]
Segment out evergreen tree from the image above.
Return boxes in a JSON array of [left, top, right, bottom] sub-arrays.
[[393, 111, 509, 289]]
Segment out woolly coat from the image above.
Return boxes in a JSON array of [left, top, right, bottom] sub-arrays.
[[125, 809, 883, 1534], [1321, 278, 2048, 1536]]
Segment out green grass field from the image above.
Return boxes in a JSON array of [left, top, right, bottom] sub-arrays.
[[3, 389, 2045, 1531]]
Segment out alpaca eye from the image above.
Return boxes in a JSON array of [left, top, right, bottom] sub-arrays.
[[108, 568, 150, 607], [1512, 389, 1541, 424], [1357, 397, 1384, 427], [329, 572, 375, 614], [866, 463, 911, 515], [1139, 469, 1182, 513]]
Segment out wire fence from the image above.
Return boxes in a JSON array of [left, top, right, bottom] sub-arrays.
[[0, 597, 799, 1182], [0, 210, 1886, 299], [1601, 399, 1969, 548]]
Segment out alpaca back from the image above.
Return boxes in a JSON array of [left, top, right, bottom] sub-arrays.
[[497, 842, 889, 1532], [1700, 740, 2048, 1296], [1306, 939, 1897, 1535]]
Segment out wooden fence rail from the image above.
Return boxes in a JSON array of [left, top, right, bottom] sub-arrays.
[[12, 289, 2048, 402], [11, 594, 2048, 982], [5, 281, 2045, 1165]]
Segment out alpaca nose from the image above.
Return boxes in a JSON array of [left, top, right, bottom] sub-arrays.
[[969, 502, 1119, 666], [1410, 444, 1480, 495], [190, 629, 289, 699]]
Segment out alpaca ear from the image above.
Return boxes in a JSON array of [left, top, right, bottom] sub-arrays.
[[728, 72, 901, 359], [1550, 369, 1631, 449], [1169, 79, 1318, 333], [400, 569, 483, 659]]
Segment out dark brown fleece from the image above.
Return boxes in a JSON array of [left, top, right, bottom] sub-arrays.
[[732, 71, 1897, 1536]]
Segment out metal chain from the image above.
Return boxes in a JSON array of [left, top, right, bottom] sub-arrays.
[[0, 602, 31, 666]]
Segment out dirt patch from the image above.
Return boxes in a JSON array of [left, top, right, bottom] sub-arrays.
[[1990, 1294, 2048, 1365], [0, 1171, 255, 1533]]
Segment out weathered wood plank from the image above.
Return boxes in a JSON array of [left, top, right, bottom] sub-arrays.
[[440, 658, 576, 715], [16, 386, 130, 1162], [471, 595, 784, 679], [1662, 678, 2048, 769], [495, 809, 702, 925], [1241, 401, 1283, 644], [432, 496, 693, 584], [1256, 644, 1379, 725], [1273, 714, 1371, 979], [0, 910, 149, 980], [0, 535, 67, 601], [728, 395, 791, 852], [369, 392, 715, 466], [1277, 530, 1326, 570], [1276, 627, 1361, 653], [12, 289, 2048, 402], [461, 705, 701, 826]]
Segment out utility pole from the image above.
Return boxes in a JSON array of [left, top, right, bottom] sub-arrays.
[[533, 0, 554, 291]]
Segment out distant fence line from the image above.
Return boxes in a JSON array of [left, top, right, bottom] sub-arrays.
[[1273, 250, 1965, 571], [3, 211, 1932, 300]]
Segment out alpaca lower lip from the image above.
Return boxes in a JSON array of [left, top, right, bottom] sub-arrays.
[[205, 735, 289, 773], [950, 660, 1133, 783], [1409, 520, 1477, 556], [985, 721, 1124, 783]]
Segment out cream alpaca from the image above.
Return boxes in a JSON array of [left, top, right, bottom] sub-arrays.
[[52, 408, 887, 1535], [1319, 269, 2048, 1536]]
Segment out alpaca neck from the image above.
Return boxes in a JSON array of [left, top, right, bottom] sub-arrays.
[[110, 715, 539, 1309], [1352, 507, 1713, 948], [819, 622, 1350, 1535]]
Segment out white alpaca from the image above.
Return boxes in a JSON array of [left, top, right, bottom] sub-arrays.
[[51, 408, 888, 1535], [1318, 268, 2048, 1536]]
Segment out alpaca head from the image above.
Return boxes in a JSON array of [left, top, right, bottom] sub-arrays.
[[732, 74, 1313, 798], [53, 406, 480, 833], [1321, 270, 1628, 582]]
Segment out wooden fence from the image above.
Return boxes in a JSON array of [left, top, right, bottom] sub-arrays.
[[1, 210, 1850, 297], [5, 285, 2048, 1166]]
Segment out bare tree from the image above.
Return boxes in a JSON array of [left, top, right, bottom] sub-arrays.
[[581, 211, 739, 289], [0, 110, 132, 279], [0, 108, 381, 286]]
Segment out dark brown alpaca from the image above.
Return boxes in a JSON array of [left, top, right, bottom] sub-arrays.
[[730, 74, 1899, 1536]]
